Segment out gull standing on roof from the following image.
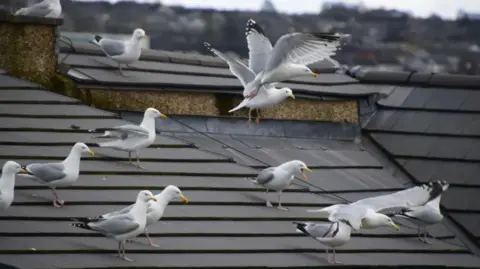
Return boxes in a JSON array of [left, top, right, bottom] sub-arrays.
[[14, 0, 62, 18], [18, 142, 94, 208], [307, 181, 446, 231], [248, 160, 312, 211], [88, 185, 188, 247], [242, 19, 350, 98], [90, 28, 147, 76], [89, 107, 167, 170], [294, 221, 351, 264], [204, 42, 294, 126], [389, 181, 450, 244], [0, 161, 27, 211], [71, 190, 157, 261]]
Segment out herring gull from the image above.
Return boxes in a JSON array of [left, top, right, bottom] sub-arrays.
[[18, 142, 94, 207], [204, 42, 294, 126], [71, 190, 157, 261], [89, 185, 188, 247], [89, 107, 167, 169], [242, 19, 350, 98], [90, 28, 147, 76], [294, 221, 352, 264], [0, 161, 27, 211], [308, 180, 445, 231], [14, 0, 62, 18], [247, 160, 311, 211], [389, 180, 450, 244]]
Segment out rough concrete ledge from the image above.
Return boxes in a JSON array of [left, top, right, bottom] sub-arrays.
[[0, 13, 63, 25]]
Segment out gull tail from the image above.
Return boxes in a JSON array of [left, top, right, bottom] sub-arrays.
[[293, 222, 311, 236], [245, 177, 259, 186], [70, 216, 103, 223], [228, 98, 250, 113], [70, 223, 93, 231]]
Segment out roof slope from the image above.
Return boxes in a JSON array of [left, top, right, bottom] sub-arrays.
[[1, 72, 480, 268], [360, 70, 480, 251], [58, 41, 377, 98]]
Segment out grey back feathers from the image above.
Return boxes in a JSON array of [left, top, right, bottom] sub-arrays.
[[254, 167, 275, 185]]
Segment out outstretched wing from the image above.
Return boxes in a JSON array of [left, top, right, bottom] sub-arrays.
[[264, 32, 346, 73], [204, 42, 256, 87], [245, 19, 273, 74]]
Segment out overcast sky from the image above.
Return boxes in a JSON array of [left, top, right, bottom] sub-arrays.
[[78, 0, 480, 19]]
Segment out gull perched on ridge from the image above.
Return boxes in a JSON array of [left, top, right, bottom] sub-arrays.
[[71, 190, 157, 261], [90, 28, 147, 76], [307, 180, 446, 231], [294, 221, 352, 264], [18, 142, 94, 208], [388, 180, 450, 244], [204, 42, 294, 126], [248, 160, 312, 211], [14, 0, 62, 18], [88, 185, 188, 247], [242, 19, 350, 98], [89, 107, 167, 169], [0, 161, 27, 211]]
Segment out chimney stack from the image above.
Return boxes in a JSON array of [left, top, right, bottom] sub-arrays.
[[0, 13, 63, 87]]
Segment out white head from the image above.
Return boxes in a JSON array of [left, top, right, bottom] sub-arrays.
[[72, 142, 95, 156], [282, 160, 312, 181], [279, 87, 295, 100], [145, 107, 167, 119], [293, 65, 318, 78], [372, 213, 400, 231], [137, 190, 157, 203], [163, 185, 188, 204], [1, 161, 26, 175], [132, 29, 147, 41]]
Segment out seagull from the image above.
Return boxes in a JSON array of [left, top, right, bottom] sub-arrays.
[[89, 107, 167, 169], [90, 28, 147, 76], [389, 181, 450, 244], [247, 160, 312, 211], [204, 42, 294, 126], [14, 0, 62, 18], [294, 221, 352, 264], [242, 19, 350, 98], [18, 142, 94, 208], [89, 185, 188, 247], [71, 190, 157, 262], [307, 180, 445, 231], [0, 161, 27, 211]]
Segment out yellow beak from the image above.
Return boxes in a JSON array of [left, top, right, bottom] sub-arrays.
[[311, 72, 319, 77], [150, 196, 158, 202], [392, 223, 400, 231], [289, 93, 295, 99], [301, 167, 312, 181], [88, 149, 95, 156], [160, 113, 168, 119], [180, 194, 189, 204], [18, 168, 28, 174], [143, 35, 148, 39]]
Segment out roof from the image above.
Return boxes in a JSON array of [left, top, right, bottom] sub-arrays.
[[1, 70, 480, 268], [358, 68, 480, 253], [57, 40, 379, 98]]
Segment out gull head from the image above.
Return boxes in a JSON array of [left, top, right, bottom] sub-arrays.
[[378, 214, 400, 231], [295, 65, 318, 78], [145, 107, 167, 119], [2, 161, 27, 175], [73, 142, 95, 156], [280, 88, 295, 100], [132, 28, 147, 41], [138, 190, 157, 203], [285, 160, 312, 181], [164, 185, 188, 204]]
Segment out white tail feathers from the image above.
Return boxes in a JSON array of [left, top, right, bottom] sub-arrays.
[[228, 99, 250, 113]]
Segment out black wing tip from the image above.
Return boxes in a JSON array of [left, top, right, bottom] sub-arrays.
[[70, 223, 92, 230], [93, 35, 103, 42], [245, 18, 266, 36], [293, 222, 309, 235], [203, 42, 212, 50]]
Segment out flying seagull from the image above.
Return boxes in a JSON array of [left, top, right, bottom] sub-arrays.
[[14, 0, 62, 18], [89, 107, 167, 169], [242, 19, 350, 98], [90, 28, 147, 76], [248, 160, 311, 211], [308, 180, 445, 231], [71, 190, 157, 261], [18, 142, 94, 207], [204, 42, 294, 126]]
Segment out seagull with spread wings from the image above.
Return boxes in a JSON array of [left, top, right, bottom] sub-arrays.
[[203, 42, 294, 126], [308, 180, 446, 231], [89, 107, 167, 169], [242, 19, 350, 98]]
